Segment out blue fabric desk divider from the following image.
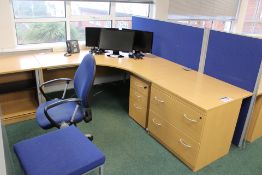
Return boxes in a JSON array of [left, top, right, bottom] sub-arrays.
[[132, 16, 204, 70], [204, 30, 262, 146]]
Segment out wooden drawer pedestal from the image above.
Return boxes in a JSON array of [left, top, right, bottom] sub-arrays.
[[148, 84, 243, 171], [129, 75, 150, 128]]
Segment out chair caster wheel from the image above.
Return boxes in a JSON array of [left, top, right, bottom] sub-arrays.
[[85, 134, 93, 141]]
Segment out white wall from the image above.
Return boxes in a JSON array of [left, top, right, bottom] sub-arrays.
[[152, 0, 169, 20], [0, 0, 16, 50]]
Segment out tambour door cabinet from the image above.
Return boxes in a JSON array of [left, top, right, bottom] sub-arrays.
[[148, 84, 244, 171], [129, 75, 150, 128]]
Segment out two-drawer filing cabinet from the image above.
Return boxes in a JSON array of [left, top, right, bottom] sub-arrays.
[[148, 84, 243, 171]]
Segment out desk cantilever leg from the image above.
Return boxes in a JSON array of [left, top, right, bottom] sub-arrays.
[[35, 69, 45, 104]]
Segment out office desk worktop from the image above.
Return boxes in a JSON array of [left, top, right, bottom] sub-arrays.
[[0, 51, 253, 171], [0, 54, 41, 74], [34, 51, 251, 110]]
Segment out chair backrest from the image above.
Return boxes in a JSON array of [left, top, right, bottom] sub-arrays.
[[74, 54, 96, 107]]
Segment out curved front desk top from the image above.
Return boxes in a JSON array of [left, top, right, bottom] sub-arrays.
[[34, 51, 252, 111], [0, 51, 252, 111]]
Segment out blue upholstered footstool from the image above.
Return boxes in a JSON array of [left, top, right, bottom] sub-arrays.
[[14, 126, 105, 175]]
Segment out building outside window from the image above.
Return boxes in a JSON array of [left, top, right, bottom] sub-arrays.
[[242, 0, 262, 34], [173, 19, 232, 32]]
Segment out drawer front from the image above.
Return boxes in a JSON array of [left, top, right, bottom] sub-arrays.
[[130, 87, 148, 108], [129, 97, 147, 128], [148, 111, 200, 166], [130, 76, 149, 96], [150, 86, 205, 142]]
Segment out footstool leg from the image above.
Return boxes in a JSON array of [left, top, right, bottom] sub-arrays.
[[99, 165, 104, 175]]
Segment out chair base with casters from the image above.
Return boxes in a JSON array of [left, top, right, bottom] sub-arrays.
[[14, 126, 105, 175]]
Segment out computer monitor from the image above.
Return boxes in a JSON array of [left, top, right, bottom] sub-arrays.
[[99, 28, 135, 58], [85, 27, 101, 53], [133, 30, 153, 53]]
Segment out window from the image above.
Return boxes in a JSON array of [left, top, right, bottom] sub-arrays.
[[243, 0, 262, 34], [115, 20, 132, 29], [115, 3, 149, 17], [188, 20, 212, 28], [171, 19, 232, 32], [13, 0, 66, 44], [70, 21, 111, 40], [212, 21, 232, 32], [70, 2, 110, 16], [13, 0, 65, 18], [11, 1, 151, 45], [16, 22, 66, 45]]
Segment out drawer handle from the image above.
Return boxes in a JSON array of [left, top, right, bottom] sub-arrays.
[[134, 92, 141, 98], [133, 104, 142, 110], [154, 96, 165, 103], [135, 82, 147, 89], [152, 118, 162, 126], [179, 138, 192, 148], [183, 114, 197, 123]]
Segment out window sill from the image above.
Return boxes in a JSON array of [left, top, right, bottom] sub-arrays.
[[0, 41, 86, 54]]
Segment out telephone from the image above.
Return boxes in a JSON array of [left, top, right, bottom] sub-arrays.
[[66, 40, 80, 54]]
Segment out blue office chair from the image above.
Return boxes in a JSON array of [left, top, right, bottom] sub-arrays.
[[36, 54, 96, 130]]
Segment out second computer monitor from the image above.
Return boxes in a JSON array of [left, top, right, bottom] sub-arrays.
[[99, 28, 135, 55], [133, 30, 153, 53], [85, 27, 101, 47]]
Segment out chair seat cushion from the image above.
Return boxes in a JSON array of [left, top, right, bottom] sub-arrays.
[[36, 99, 84, 129], [14, 126, 105, 175]]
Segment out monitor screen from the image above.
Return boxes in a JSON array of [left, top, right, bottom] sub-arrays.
[[85, 27, 101, 47], [133, 30, 153, 53], [99, 29, 135, 52]]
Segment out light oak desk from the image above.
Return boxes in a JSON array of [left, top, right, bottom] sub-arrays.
[[0, 51, 252, 171], [0, 54, 41, 124]]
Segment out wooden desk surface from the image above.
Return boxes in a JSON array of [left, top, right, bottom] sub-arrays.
[[0, 51, 252, 110], [0, 54, 41, 74], [34, 52, 87, 69], [35, 51, 252, 110]]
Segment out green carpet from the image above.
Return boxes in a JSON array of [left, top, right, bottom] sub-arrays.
[[4, 82, 262, 175]]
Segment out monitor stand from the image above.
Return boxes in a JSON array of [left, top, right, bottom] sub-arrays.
[[89, 47, 97, 54], [89, 47, 106, 55], [108, 51, 124, 58], [134, 50, 144, 57]]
